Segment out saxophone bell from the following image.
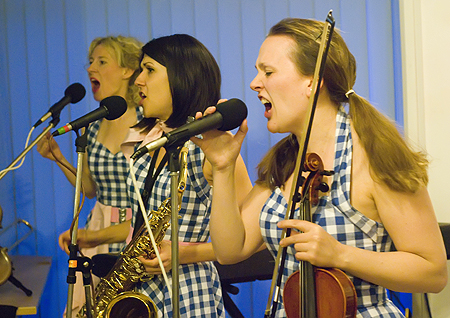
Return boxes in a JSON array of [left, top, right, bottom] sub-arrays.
[[105, 291, 157, 318]]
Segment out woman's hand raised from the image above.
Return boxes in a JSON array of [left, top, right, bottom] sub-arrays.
[[191, 101, 248, 173]]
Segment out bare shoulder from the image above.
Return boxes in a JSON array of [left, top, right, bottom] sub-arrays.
[[349, 130, 380, 222], [373, 181, 436, 233], [374, 179, 446, 257], [351, 132, 445, 266]]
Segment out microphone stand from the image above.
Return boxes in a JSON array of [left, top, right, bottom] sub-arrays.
[[65, 129, 93, 318], [0, 117, 60, 181], [166, 145, 181, 318]]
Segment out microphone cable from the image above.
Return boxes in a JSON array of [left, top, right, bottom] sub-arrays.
[[128, 157, 173, 297], [0, 126, 35, 177]]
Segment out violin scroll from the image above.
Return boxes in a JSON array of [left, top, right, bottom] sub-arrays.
[[302, 153, 334, 206]]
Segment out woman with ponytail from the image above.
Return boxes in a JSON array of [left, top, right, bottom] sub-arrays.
[[195, 18, 447, 317]]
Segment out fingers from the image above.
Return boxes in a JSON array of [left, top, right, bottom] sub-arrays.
[[138, 255, 159, 267], [278, 219, 311, 232], [277, 219, 341, 267], [217, 98, 228, 104], [195, 106, 217, 120], [36, 132, 60, 161], [36, 133, 50, 155], [278, 219, 314, 247], [194, 99, 229, 120], [58, 230, 71, 254], [138, 240, 172, 274], [235, 118, 248, 139], [138, 255, 171, 275]]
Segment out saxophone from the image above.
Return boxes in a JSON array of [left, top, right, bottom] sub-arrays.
[[77, 144, 189, 318]]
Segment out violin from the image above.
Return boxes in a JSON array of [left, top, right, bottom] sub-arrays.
[[282, 153, 357, 317], [264, 11, 357, 318]]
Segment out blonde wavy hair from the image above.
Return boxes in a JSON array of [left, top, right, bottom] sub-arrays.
[[88, 35, 143, 108]]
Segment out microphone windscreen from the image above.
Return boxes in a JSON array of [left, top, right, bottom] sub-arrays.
[[216, 98, 248, 131], [101, 96, 128, 120], [64, 83, 86, 104]]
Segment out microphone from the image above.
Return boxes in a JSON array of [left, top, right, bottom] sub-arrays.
[[52, 95, 127, 137], [33, 83, 86, 128], [131, 98, 247, 160]]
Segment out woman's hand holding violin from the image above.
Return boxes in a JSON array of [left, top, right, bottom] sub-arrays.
[[278, 219, 346, 269]]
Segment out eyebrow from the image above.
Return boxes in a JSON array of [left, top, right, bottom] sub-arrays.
[[256, 62, 269, 70], [90, 55, 109, 60], [141, 59, 156, 67]]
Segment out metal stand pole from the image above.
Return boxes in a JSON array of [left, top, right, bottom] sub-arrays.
[[65, 131, 93, 318], [0, 118, 58, 181], [167, 147, 181, 318]]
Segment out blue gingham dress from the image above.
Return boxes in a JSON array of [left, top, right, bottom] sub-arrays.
[[260, 108, 404, 317], [127, 140, 224, 318], [86, 106, 143, 253]]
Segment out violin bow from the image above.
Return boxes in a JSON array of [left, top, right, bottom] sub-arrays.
[[264, 10, 335, 318]]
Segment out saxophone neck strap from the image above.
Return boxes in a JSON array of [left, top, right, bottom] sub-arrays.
[[132, 147, 170, 238]]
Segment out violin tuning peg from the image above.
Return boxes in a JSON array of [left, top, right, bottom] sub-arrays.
[[316, 182, 329, 193], [321, 170, 334, 176]]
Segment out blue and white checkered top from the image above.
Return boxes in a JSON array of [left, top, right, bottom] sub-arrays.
[[85, 106, 143, 253], [260, 108, 404, 317], [87, 107, 143, 206], [127, 139, 224, 318]]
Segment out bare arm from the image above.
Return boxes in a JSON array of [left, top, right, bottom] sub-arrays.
[[203, 153, 253, 207], [210, 177, 269, 264], [348, 184, 447, 293], [193, 117, 268, 264], [279, 184, 448, 293], [59, 220, 131, 254], [36, 132, 97, 198], [139, 137, 254, 273], [139, 241, 217, 274]]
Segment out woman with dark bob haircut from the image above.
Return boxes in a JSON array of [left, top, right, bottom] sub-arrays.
[[64, 34, 252, 317], [128, 34, 251, 317]]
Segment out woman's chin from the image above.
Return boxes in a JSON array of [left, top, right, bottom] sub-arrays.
[[93, 92, 105, 102], [267, 122, 278, 134]]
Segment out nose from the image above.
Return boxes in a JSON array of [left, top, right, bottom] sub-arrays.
[[250, 73, 262, 92], [134, 70, 145, 87], [87, 62, 95, 73]]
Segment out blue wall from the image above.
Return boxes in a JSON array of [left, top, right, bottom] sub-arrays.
[[0, 0, 405, 317]]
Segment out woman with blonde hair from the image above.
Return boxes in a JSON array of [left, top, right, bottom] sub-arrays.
[[37, 35, 144, 314]]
